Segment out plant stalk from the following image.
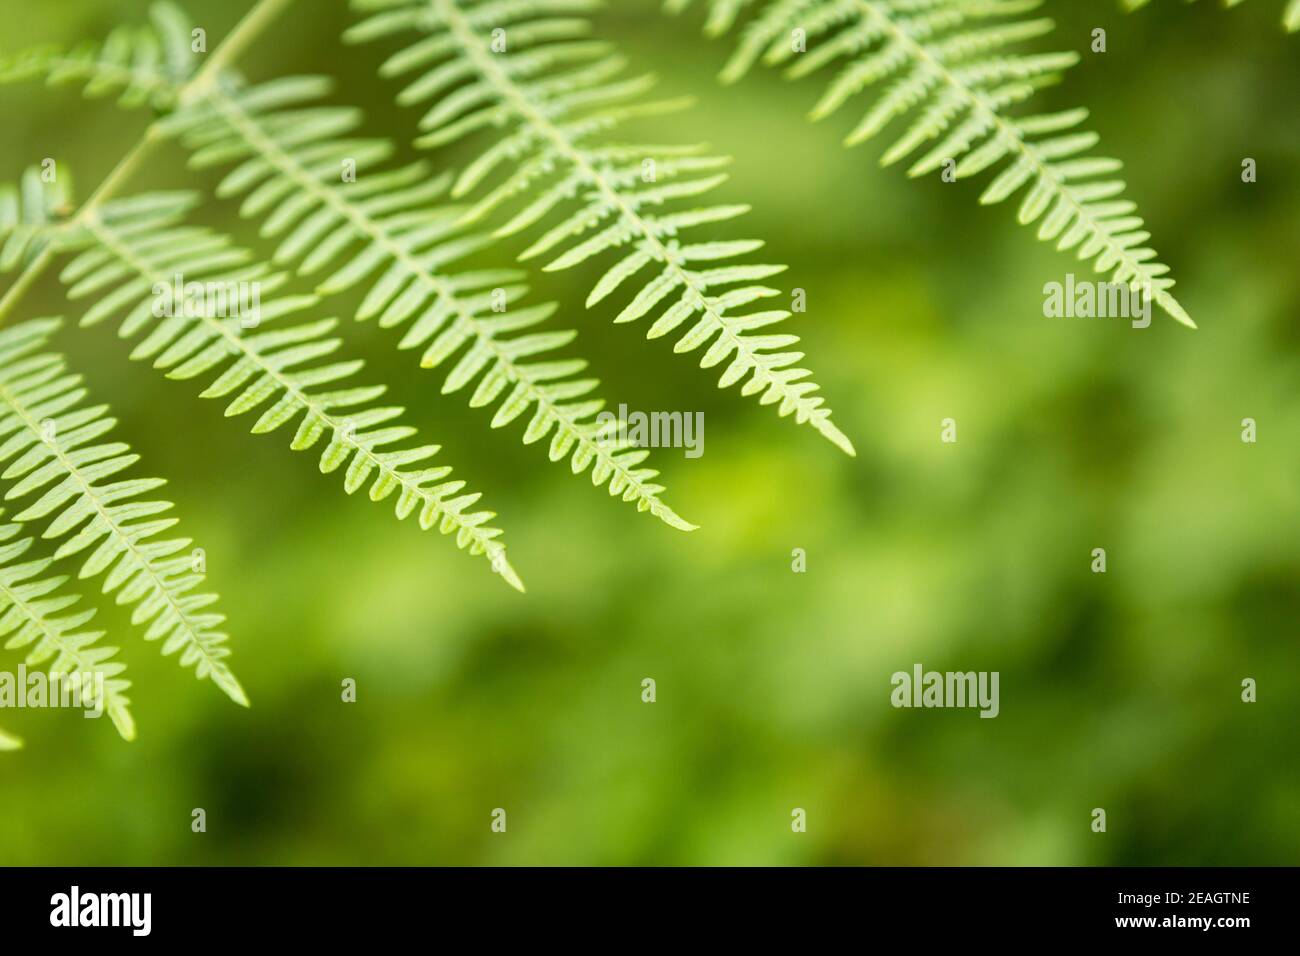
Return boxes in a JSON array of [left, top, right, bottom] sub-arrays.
[[0, 0, 295, 327]]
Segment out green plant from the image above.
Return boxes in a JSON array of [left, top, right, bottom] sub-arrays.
[[0, 0, 1231, 748], [0, 0, 855, 746], [665, 0, 1197, 327], [0, 317, 241, 713], [347, 0, 856, 455]]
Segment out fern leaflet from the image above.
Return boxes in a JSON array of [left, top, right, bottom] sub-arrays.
[[0, 3, 697, 531], [664, 0, 760, 34], [0, 1, 198, 108], [347, 0, 856, 455], [150, 75, 696, 529], [55, 192, 526, 590], [0, 168, 73, 275], [670, 0, 1195, 328], [0, 316, 246, 704], [0, 503, 135, 741]]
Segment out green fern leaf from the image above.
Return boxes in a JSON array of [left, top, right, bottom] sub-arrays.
[[1123, 0, 1300, 32], [347, 0, 856, 456], [0, 1, 198, 108], [152, 75, 696, 529], [0, 167, 74, 274], [670, 0, 1195, 328], [0, 317, 247, 704], [55, 192, 526, 590], [0, 505, 135, 741], [1, 7, 698, 530]]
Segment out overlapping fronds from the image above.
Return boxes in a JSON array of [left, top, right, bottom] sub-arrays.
[[0, 1, 197, 108], [149, 76, 695, 529], [56, 191, 526, 590], [669, 0, 1195, 328], [346, 0, 856, 456], [0, 507, 135, 741], [0, 317, 246, 704], [0, 3, 696, 530], [1123, 0, 1300, 32], [0, 167, 73, 274]]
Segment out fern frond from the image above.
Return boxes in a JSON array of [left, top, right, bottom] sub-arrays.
[[54, 192, 527, 590], [0, 1, 197, 108], [0, 318, 247, 704], [0, 167, 74, 275], [151, 76, 696, 529], [0, 5, 696, 529], [347, 0, 857, 456], [1123, 0, 1300, 32], [673, 0, 1195, 328], [0, 507, 135, 740]]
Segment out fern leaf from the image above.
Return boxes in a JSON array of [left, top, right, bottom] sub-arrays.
[[1123, 0, 1300, 32], [55, 192, 526, 590], [0, 1, 198, 108], [672, 0, 1195, 328], [0, 318, 248, 704], [152, 76, 697, 529], [0, 167, 74, 274], [0, 6, 696, 530], [0, 507, 135, 740], [347, 0, 856, 456]]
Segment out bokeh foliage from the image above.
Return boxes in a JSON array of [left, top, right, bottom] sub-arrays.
[[0, 0, 1296, 865]]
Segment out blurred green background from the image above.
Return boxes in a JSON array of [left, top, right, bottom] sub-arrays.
[[1, 0, 1297, 865]]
